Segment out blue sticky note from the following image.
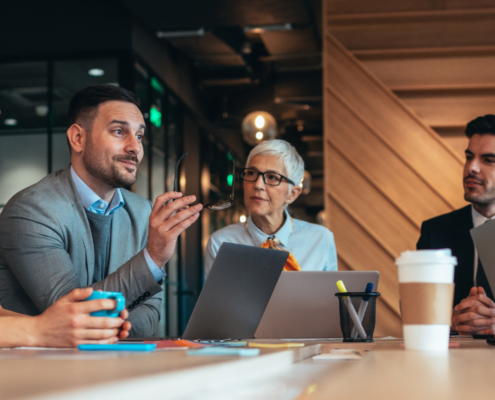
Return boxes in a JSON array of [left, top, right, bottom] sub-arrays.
[[187, 347, 259, 356], [78, 344, 156, 351]]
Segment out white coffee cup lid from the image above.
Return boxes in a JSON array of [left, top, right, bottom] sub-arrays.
[[396, 249, 457, 266]]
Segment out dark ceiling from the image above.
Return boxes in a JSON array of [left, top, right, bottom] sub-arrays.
[[121, 0, 313, 30], [121, 0, 324, 219]]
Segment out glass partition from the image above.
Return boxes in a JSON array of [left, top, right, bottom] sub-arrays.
[[0, 61, 48, 208]]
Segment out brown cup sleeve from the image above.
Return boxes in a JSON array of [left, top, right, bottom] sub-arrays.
[[399, 283, 454, 325]]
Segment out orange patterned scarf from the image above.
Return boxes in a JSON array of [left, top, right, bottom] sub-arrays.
[[260, 236, 301, 271], [245, 216, 301, 271]]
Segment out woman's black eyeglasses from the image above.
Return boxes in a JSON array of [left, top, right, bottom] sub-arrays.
[[240, 168, 295, 186], [174, 150, 235, 210]]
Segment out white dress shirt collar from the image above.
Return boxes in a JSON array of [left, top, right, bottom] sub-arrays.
[[472, 205, 495, 228]]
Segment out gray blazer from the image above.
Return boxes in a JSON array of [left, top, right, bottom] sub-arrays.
[[0, 166, 163, 337]]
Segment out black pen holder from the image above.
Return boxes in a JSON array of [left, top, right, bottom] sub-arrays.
[[335, 292, 380, 342]]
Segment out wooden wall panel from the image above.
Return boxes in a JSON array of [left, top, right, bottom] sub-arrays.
[[326, 90, 452, 225], [327, 0, 495, 15], [326, 144, 419, 255], [441, 136, 469, 159], [323, 2, 472, 333], [325, 34, 465, 209], [400, 93, 495, 128], [361, 56, 495, 91], [327, 12, 495, 51]]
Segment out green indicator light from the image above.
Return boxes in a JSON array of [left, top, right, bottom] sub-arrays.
[[151, 77, 164, 94], [227, 153, 232, 161], [150, 107, 162, 128], [227, 174, 233, 186]]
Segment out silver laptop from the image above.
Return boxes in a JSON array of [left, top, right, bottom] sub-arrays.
[[182, 243, 288, 340], [254, 271, 379, 339]]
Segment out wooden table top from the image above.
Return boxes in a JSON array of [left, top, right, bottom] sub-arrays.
[[1, 338, 494, 400]]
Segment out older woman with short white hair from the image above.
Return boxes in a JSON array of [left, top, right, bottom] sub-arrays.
[[205, 139, 337, 276]]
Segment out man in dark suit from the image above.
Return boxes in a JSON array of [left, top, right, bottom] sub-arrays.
[[417, 114, 495, 335]]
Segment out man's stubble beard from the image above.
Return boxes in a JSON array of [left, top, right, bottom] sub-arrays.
[[82, 134, 139, 188], [464, 187, 495, 206]]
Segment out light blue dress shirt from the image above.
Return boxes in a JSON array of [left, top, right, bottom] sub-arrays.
[[70, 166, 165, 281], [204, 210, 338, 276]]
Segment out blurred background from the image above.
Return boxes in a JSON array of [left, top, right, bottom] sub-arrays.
[[1, 0, 493, 337]]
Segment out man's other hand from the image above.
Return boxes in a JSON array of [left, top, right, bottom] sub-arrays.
[[33, 287, 131, 347], [452, 287, 495, 335], [147, 192, 202, 267]]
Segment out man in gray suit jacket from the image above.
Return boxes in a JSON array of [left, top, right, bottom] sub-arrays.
[[0, 85, 202, 337]]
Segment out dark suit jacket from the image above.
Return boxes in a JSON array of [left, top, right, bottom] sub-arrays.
[[417, 205, 494, 307], [0, 166, 163, 336]]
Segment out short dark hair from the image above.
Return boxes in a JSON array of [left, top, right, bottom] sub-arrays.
[[68, 85, 140, 131], [465, 115, 495, 138]]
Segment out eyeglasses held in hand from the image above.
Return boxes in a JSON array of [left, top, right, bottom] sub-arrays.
[[240, 168, 295, 186], [174, 149, 235, 210]]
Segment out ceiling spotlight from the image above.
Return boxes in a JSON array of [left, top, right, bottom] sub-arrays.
[[241, 41, 252, 54], [255, 115, 265, 129], [242, 111, 277, 146], [35, 105, 49, 117], [297, 125, 304, 132], [303, 104, 310, 110], [88, 68, 105, 77], [4, 118, 17, 126], [239, 215, 247, 223]]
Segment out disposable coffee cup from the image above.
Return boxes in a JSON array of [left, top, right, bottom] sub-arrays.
[[396, 249, 457, 351]]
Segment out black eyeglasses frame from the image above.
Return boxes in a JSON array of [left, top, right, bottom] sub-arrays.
[[240, 168, 296, 186], [174, 149, 235, 210]]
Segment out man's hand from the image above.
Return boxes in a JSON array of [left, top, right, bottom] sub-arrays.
[[32, 287, 131, 347], [147, 192, 203, 266], [452, 286, 495, 335]]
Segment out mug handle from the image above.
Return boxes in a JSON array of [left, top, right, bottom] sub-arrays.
[[110, 294, 125, 315]]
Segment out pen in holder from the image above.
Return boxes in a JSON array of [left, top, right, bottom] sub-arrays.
[[335, 292, 380, 342]]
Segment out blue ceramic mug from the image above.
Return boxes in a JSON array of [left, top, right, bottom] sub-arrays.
[[85, 291, 125, 317]]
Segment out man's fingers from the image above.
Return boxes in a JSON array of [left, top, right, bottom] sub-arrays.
[[478, 286, 487, 295], [118, 322, 132, 340], [75, 328, 121, 340], [119, 330, 130, 340], [119, 309, 129, 319], [474, 328, 495, 335], [454, 315, 495, 327], [453, 311, 491, 324], [156, 196, 199, 222], [75, 299, 119, 315], [77, 337, 119, 345], [121, 321, 132, 332], [469, 286, 478, 297], [151, 192, 183, 216], [159, 204, 202, 233], [459, 305, 495, 318], [455, 296, 495, 312], [166, 212, 201, 239], [64, 287, 94, 303], [79, 316, 125, 329], [453, 324, 489, 334]]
